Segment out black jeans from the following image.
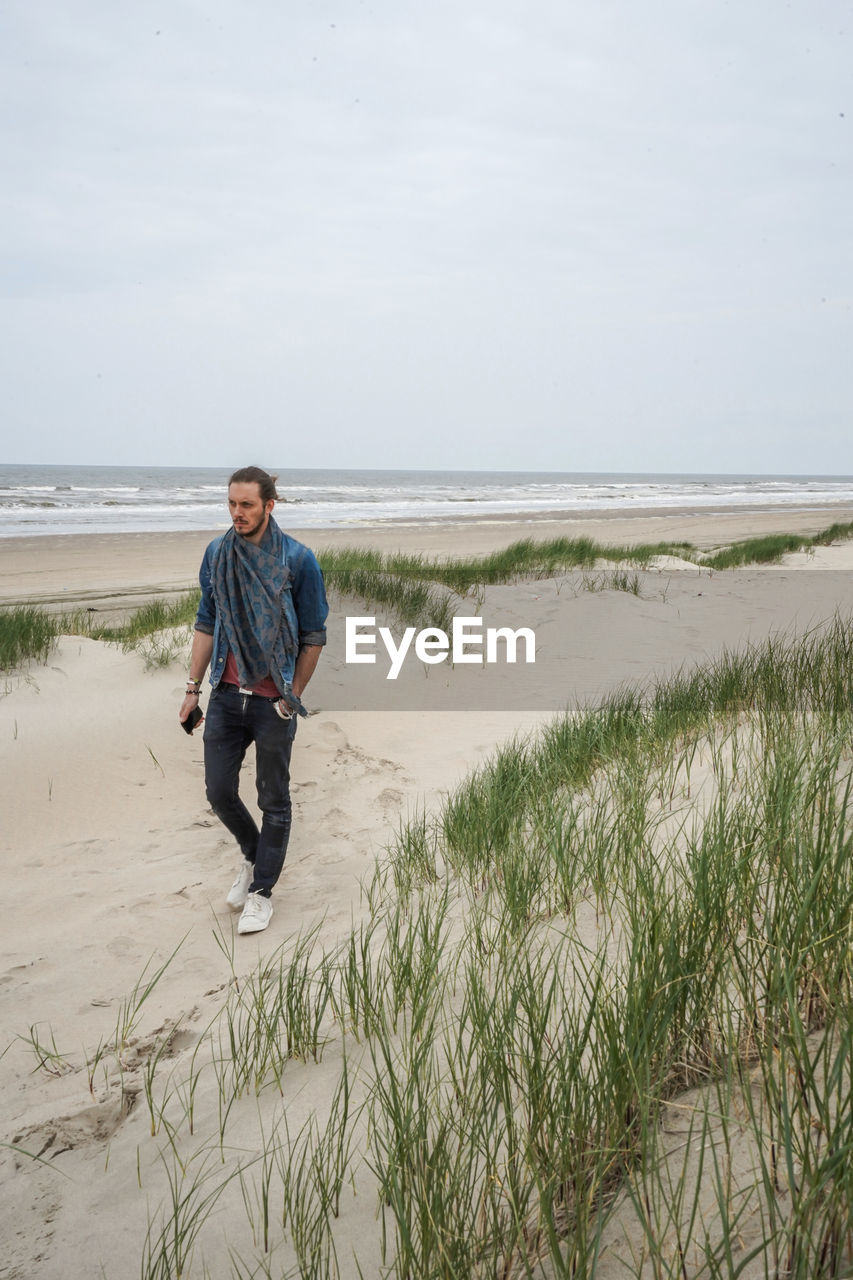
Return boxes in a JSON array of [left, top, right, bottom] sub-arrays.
[[203, 684, 298, 895]]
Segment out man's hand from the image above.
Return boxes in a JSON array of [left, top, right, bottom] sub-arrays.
[[179, 631, 214, 723], [179, 691, 201, 723]]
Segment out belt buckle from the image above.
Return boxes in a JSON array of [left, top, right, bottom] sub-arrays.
[[237, 685, 254, 696]]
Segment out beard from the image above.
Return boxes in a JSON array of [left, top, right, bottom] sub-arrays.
[[233, 512, 267, 539]]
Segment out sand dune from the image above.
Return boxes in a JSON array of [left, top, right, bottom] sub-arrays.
[[2, 518, 853, 1277]]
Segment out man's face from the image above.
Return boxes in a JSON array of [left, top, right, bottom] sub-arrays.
[[228, 482, 274, 541]]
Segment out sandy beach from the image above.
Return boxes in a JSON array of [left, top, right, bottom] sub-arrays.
[[4, 501, 853, 617], [2, 505, 853, 1278]]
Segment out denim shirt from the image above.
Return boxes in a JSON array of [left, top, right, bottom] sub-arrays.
[[194, 530, 328, 692]]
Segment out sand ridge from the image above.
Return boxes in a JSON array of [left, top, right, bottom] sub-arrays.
[[2, 517, 853, 1276]]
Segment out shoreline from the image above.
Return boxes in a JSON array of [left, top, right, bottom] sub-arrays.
[[3, 501, 853, 617]]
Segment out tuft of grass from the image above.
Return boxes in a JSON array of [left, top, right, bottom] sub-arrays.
[[320, 536, 686, 608], [17, 1023, 74, 1077], [699, 520, 853, 569], [88, 591, 201, 645], [0, 606, 61, 670], [702, 532, 810, 569], [812, 518, 853, 546], [0, 591, 201, 672]]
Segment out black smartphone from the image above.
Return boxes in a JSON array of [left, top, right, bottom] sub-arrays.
[[181, 705, 204, 734]]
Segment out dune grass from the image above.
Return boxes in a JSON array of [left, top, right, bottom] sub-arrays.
[[3, 518, 853, 672], [0, 590, 201, 672], [320, 536, 688, 594], [87, 591, 203, 667], [12, 615, 853, 1277], [86, 591, 202, 644], [7, 518, 853, 1273], [700, 518, 853, 570], [319, 519, 853, 628], [0, 604, 64, 670], [320, 518, 853, 596], [702, 532, 815, 569]]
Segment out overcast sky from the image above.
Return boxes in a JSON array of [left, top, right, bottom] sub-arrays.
[[2, 1, 850, 473]]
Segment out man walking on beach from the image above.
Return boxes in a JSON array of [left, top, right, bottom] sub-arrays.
[[179, 466, 328, 935]]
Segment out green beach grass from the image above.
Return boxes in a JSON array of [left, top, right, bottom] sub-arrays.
[[11, 613, 853, 1276], [0, 604, 63, 671], [4, 517, 852, 673], [0, 589, 202, 672], [5, 517, 853, 1271], [319, 519, 853, 605]]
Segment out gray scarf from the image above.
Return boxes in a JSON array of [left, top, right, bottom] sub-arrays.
[[210, 516, 298, 693]]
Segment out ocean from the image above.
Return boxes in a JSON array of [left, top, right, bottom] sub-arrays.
[[1, 465, 853, 538]]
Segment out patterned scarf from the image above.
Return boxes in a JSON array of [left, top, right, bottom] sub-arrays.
[[210, 515, 298, 692]]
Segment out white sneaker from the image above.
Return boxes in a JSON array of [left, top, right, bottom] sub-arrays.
[[237, 892, 273, 935], [226, 860, 254, 910]]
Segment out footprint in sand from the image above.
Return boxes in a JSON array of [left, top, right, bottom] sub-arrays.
[[12, 1095, 134, 1164], [123, 1014, 200, 1067], [106, 936, 136, 959], [323, 806, 350, 836], [314, 720, 350, 749], [0, 961, 39, 988], [375, 787, 405, 809]]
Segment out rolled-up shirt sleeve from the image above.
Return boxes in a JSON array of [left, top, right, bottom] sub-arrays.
[[194, 541, 217, 635], [291, 547, 328, 647]]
